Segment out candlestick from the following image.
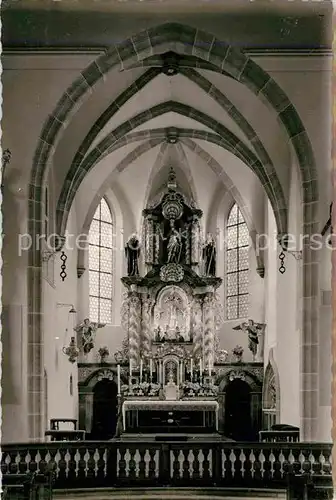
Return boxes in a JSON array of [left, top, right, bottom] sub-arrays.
[[190, 358, 193, 379], [149, 358, 153, 379], [200, 358, 203, 376], [140, 359, 143, 383], [129, 358, 132, 382], [117, 364, 121, 395], [179, 361, 183, 384], [208, 359, 211, 375]]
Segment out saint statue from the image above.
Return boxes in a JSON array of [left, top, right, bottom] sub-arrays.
[[74, 318, 105, 354], [125, 233, 141, 276], [233, 319, 265, 361], [160, 221, 182, 264], [203, 233, 216, 276]]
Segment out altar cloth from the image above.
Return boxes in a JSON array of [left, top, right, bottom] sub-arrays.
[[122, 399, 219, 431]]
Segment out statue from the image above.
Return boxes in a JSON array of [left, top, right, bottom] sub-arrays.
[[233, 319, 265, 361], [74, 318, 105, 354], [160, 221, 182, 264], [125, 233, 141, 276], [203, 233, 216, 276]]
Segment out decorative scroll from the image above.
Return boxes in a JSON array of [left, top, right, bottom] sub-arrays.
[[128, 292, 141, 367], [160, 263, 184, 282], [203, 293, 215, 369], [141, 296, 152, 357]]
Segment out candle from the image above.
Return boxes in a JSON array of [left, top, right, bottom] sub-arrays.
[[117, 364, 121, 395], [149, 358, 153, 379], [140, 359, 143, 382], [200, 358, 203, 377], [129, 358, 132, 381], [179, 361, 183, 384], [190, 358, 193, 379], [208, 359, 211, 375]]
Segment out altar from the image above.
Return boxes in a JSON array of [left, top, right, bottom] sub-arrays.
[[122, 400, 219, 434], [115, 168, 225, 440]]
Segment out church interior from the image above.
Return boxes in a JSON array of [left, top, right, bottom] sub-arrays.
[[1, 0, 334, 498]]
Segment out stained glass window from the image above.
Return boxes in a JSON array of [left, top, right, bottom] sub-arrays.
[[226, 204, 249, 320], [88, 198, 113, 323]]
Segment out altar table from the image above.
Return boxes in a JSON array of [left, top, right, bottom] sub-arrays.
[[122, 400, 219, 433]]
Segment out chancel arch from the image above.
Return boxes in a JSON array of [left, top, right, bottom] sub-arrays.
[[23, 21, 321, 444]]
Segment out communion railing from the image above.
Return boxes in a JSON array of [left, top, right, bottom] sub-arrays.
[[1, 441, 332, 490]]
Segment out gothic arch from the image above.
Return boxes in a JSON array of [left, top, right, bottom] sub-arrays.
[[262, 349, 281, 427], [27, 22, 319, 440]]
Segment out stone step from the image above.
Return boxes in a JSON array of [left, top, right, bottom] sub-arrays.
[[54, 487, 287, 500]]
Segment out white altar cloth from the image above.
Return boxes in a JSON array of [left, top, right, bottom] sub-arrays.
[[122, 399, 219, 431]]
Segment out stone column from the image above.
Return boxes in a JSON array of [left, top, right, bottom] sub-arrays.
[[2, 186, 29, 442], [192, 296, 203, 360], [141, 296, 152, 358], [203, 293, 215, 371], [128, 290, 141, 368], [191, 217, 200, 266], [145, 217, 154, 266]]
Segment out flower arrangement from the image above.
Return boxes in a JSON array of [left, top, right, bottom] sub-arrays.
[[98, 346, 109, 361], [232, 345, 244, 362], [121, 382, 161, 397], [181, 381, 218, 398]]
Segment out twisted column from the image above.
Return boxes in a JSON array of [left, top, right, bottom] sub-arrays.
[[185, 223, 191, 265], [145, 217, 154, 265], [191, 217, 200, 265], [154, 222, 160, 265], [203, 293, 215, 370], [141, 296, 152, 358], [128, 291, 141, 368], [192, 297, 203, 360]]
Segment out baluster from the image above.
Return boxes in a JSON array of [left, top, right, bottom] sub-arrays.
[[202, 448, 211, 481], [64, 449, 71, 478], [128, 448, 137, 480], [137, 447, 146, 480], [249, 449, 256, 481], [229, 449, 237, 481], [239, 448, 247, 481], [57, 448, 67, 485], [37, 448, 48, 475], [17, 449, 27, 474], [171, 449, 180, 481], [181, 449, 189, 481], [66, 447, 77, 485], [76, 447, 87, 484], [86, 446, 96, 481], [95, 447, 106, 484], [117, 447, 127, 480], [187, 450, 194, 479], [25, 451, 33, 474], [192, 448, 201, 480], [147, 448, 156, 479]]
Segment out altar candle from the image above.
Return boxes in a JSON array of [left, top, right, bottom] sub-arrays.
[[179, 361, 183, 383], [129, 358, 132, 381], [208, 359, 211, 375], [149, 358, 153, 378], [190, 358, 193, 378], [200, 358, 203, 377], [117, 364, 121, 395], [140, 359, 143, 382]]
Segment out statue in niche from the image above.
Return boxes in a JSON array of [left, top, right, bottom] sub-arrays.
[[160, 221, 182, 264], [203, 233, 216, 276], [74, 318, 105, 354], [125, 233, 141, 276], [233, 319, 265, 361]]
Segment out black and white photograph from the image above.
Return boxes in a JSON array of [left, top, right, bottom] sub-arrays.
[[0, 1, 334, 499]]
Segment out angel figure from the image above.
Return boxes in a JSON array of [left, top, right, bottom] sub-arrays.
[[74, 318, 105, 354], [233, 319, 265, 361]]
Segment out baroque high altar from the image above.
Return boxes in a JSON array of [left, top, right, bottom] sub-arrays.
[[115, 168, 228, 436]]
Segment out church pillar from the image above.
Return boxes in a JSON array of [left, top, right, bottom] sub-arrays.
[[128, 289, 141, 368], [141, 296, 152, 357], [192, 296, 203, 360], [2, 188, 29, 442], [203, 292, 215, 370]]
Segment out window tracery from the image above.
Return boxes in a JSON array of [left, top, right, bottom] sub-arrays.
[[226, 203, 249, 320], [88, 198, 114, 323]]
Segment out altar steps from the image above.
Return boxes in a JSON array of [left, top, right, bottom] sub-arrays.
[[54, 487, 286, 500]]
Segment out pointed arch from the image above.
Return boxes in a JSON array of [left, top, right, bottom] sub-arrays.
[[226, 202, 250, 320], [88, 197, 114, 324], [262, 349, 281, 429]]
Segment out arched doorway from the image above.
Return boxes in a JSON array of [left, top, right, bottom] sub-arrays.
[[91, 379, 118, 440], [224, 379, 253, 441]]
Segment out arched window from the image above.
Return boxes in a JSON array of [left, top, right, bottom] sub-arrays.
[[88, 198, 113, 323], [226, 203, 249, 320]]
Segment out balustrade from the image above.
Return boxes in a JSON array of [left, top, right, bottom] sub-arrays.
[[1, 441, 332, 490]]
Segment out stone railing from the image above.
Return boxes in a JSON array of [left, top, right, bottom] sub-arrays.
[[1, 441, 332, 491]]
